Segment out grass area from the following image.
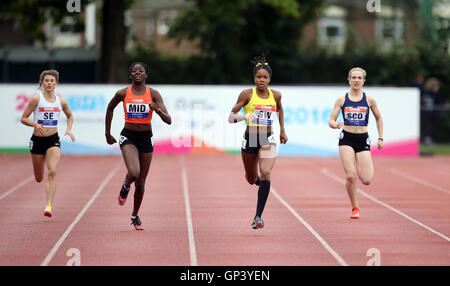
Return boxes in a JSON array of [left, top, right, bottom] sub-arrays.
[[0, 148, 28, 154], [420, 144, 450, 155], [224, 149, 241, 155]]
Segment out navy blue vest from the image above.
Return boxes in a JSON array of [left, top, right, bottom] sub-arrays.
[[341, 92, 369, 126]]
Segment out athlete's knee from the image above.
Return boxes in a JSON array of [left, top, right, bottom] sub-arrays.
[[245, 173, 258, 185], [128, 169, 140, 181], [47, 168, 57, 179], [346, 172, 357, 184], [35, 175, 44, 183], [259, 168, 271, 180]]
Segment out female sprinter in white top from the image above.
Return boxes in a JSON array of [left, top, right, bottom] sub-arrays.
[[21, 70, 75, 217]]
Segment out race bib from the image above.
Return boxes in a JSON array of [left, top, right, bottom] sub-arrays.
[[344, 106, 367, 124], [251, 105, 276, 126], [241, 138, 247, 149], [126, 103, 150, 119], [37, 107, 59, 126], [119, 135, 128, 145], [268, 134, 276, 145]]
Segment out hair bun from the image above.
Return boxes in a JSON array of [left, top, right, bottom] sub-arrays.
[[250, 53, 272, 78], [250, 53, 268, 66]]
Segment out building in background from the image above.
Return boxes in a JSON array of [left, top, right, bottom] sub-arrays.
[[0, 2, 98, 83], [129, 0, 448, 56], [296, 1, 421, 54], [128, 0, 200, 55]]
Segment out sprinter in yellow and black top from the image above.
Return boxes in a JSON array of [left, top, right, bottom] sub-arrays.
[[228, 53, 288, 230]]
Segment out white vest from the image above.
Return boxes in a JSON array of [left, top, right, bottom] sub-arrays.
[[33, 93, 62, 128]]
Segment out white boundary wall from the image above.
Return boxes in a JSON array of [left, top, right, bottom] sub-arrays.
[[0, 84, 419, 156]]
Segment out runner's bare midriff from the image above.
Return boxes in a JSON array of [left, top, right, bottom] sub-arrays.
[[343, 125, 368, 134], [33, 127, 58, 137]]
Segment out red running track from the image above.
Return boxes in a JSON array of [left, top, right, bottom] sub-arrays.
[[0, 154, 448, 266]]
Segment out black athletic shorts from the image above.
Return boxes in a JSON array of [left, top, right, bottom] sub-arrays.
[[119, 128, 153, 153], [338, 130, 371, 153], [29, 133, 60, 155], [241, 132, 276, 155]]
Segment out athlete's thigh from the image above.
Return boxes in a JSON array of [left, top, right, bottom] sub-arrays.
[[45, 146, 61, 171], [355, 150, 374, 181], [138, 152, 153, 180], [121, 144, 140, 175], [339, 145, 357, 175], [258, 145, 277, 174], [241, 151, 259, 178], [31, 154, 46, 180]]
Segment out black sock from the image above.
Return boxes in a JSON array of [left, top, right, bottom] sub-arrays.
[[255, 176, 260, 186], [255, 180, 270, 218]]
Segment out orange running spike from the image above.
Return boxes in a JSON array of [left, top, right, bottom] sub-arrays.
[[350, 208, 360, 219]]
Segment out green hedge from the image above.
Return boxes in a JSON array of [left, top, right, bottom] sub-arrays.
[[129, 44, 448, 94]]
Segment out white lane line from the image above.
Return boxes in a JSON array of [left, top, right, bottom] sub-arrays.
[[41, 163, 121, 266], [391, 168, 450, 195], [180, 156, 198, 266], [271, 186, 349, 266], [321, 168, 450, 242], [0, 176, 34, 200]]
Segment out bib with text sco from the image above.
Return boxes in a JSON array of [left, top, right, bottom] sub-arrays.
[[343, 106, 368, 126]]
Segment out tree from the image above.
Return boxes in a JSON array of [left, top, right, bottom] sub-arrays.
[[100, 0, 134, 83], [167, 0, 324, 83]]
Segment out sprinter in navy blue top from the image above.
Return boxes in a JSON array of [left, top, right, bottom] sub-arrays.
[[341, 92, 370, 127], [329, 67, 384, 219]]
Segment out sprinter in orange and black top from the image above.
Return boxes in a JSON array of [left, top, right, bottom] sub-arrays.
[[105, 62, 171, 230]]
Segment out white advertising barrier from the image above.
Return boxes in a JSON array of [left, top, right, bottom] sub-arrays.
[[0, 84, 419, 156]]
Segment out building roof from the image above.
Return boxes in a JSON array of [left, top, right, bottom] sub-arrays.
[[52, 47, 97, 61], [5, 46, 51, 62]]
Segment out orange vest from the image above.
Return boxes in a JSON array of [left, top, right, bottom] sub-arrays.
[[123, 85, 153, 124]]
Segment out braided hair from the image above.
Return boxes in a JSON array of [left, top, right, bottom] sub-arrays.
[[250, 53, 272, 78]]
